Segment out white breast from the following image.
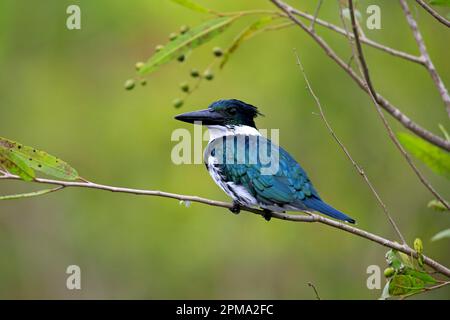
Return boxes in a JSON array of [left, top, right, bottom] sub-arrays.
[[206, 153, 257, 207]]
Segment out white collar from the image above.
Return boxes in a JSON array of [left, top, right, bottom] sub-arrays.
[[206, 125, 261, 142]]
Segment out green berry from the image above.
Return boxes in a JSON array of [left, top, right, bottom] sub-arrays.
[[177, 54, 185, 62], [180, 82, 189, 92], [173, 98, 184, 108], [124, 79, 135, 90], [135, 62, 144, 71], [384, 267, 395, 278], [213, 47, 223, 57], [140, 79, 147, 86], [190, 69, 200, 78], [169, 32, 178, 41], [180, 25, 189, 34], [204, 70, 214, 81], [155, 45, 164, 52]]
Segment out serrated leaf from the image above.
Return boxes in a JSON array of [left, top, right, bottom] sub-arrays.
[[0, 187, 61, 200], [139, 16, 236, 75], [389, 274, 424, 296], [169, 0, 210, 13], [220, 16, 274, 69], [0, 149, 35, 181], [429, 0, 450, 7], [398, 252, 414, 269], [431, 228, 450, 241], [404, 268, 436, 284], [398, 132, 450, 179], [428, 199, 448, 212], [0, 137, 78, 180]]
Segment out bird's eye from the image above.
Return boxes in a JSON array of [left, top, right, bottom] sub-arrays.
[[228, 107, 237, 115]]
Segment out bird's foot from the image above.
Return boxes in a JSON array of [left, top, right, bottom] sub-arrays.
[[262, 209, 273, 222], [229, 201, 241, 215]]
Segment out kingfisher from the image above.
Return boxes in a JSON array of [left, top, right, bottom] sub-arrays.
[[175, 99, 355, 224]]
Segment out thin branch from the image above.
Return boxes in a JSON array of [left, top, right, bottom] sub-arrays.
[[222, 7, 423, 64], [307, 282, 321, 300], [348, 0, 450, 210], [0, 186, 64, 200], [294, 51, 406, 244], [400, 280, 450, 300], [310, 0, 324, 32], [400, 0, 450, 117], [269, 0, 450, 152], [337, 0, 356, 65], [1, 172, 450, 278], [289, 6, 424, 65], [415, 0, 450, 28]]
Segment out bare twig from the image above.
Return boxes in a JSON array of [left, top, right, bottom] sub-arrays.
[[226, 7, 424, 65], [294, 51, 406, 244], [415, 0, 450, 28], [307, 282, 321, 300], [400, 0, 450, 117], [400, 280, 450, 300], [270, 0, 450, 152], [348, 0, 449, 210], [1, 172, 450, 277], [289, 7, 423, 65], [310, 0, 324, 32]]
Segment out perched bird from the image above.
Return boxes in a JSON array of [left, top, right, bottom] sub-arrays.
[[175, 99, 355, 224]]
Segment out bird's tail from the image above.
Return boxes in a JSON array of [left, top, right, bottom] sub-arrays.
[[302, 198, 356, 224]]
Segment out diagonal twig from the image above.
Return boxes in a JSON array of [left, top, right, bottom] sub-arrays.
[[270, 0, 450, 152], [347, 0, 449, 210], [307, 282, 321, 300], [289, 6, 423, 64], [415, 0, 450, 28], [310, 0, 324, 32], [294, 50, 406, 244], [400, 0, 450, 117]]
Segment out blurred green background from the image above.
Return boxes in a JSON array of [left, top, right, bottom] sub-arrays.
[[0, 0, 449, 299]]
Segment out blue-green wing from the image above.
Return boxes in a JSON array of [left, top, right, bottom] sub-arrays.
[[209, 135, 320, 206]]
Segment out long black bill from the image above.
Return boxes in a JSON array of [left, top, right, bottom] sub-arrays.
[[174, 108, 225, 125]]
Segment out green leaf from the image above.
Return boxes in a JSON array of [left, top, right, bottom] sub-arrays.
[[398, 132, 450, 179], [389, 274, 425, 296], [169, 0, 210, 13], [429, 0, 450, 7], [385, 249, 404, 271], [413, 238, 424, 268], [404, 269, 436, 284], [398, 252, 414, 269], [413, 238, 423, 254], [220, 16, 274, 69], [428, 199, 448, 212], [0, 187, 62, 200], [431, 228, 450, 241], [0, 150, 35, 181], [0, 137, 79, 180], [139, 16, 236, 75]]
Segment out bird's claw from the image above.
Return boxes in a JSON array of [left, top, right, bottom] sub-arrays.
[[262, 209, 273, 222], [229, 202, 241, 214]]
